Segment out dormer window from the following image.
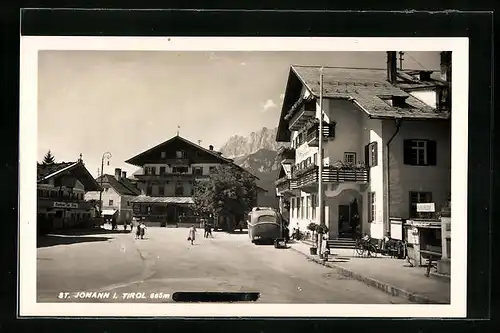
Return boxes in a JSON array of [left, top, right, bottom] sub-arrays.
[[379, 95, 411, 108], [419, 71, 432, 81]]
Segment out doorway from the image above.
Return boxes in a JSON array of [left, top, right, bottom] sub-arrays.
[[338, 205, 351, 238], [166, 205, 176, 224]]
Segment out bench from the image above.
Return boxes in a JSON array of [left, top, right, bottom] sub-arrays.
[[419, 250, 442, 277]]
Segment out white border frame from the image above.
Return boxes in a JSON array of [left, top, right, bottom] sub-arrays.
[[19, 37, 468, 318]]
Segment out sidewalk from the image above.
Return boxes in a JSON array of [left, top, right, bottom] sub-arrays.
[[290, 241, 450, 304]]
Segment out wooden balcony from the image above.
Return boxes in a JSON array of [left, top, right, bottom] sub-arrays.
[[288, 107, 316, 131], [135, 173, 195, 180], [275, 176, 298, 195], [305, 122, 336, 147], [277, 146, 296, 162], [292, 165, 369, 190], [163, 158, 191, 165]]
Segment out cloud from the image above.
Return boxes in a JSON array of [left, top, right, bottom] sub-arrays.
[[262, 99, 277, 112], [240, 62, 247, 66]]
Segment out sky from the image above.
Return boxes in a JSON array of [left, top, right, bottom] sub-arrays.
[[37, 51, 440, 178]]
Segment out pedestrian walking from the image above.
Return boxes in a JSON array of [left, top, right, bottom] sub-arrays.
[[139, 222, 147, 239], [207, 223, 213, 238], [135, 224, 141, 239], [204, 223, 209, 238], [187, 224, 197, 245]]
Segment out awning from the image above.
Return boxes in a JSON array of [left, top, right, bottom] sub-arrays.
[[102, 209, 118, 216], [131, 195, 194, 205]]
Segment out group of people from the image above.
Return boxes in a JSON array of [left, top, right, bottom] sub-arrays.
[[134, 221, 147, 239], [186, 222, 214, 245]]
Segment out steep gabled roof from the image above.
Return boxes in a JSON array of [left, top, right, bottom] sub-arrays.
[[276, 65, 450, 142], [125, 135, 259, 180], [125, 135, 233, 167], [96, 174, 141, 196], [37, 161, 101, 191]]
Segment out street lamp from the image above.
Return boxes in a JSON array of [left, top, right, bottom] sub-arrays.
[[99, 151, 112, 217]]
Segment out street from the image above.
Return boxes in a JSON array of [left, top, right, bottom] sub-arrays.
[[37, 227, 410, 304]]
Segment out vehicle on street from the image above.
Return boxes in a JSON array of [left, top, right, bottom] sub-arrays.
[[247, 207, 286, 244]]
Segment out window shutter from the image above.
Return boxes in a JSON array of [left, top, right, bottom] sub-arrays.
[[426, 140, 437, 166], [364, 144, 370, 167], [403, 140, 413, 165], [372, 142, 378, 166]]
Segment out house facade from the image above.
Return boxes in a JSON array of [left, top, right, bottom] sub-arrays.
[[37, 158, 102, 233], [125, 135, 263, 228], [275, 52, 451, 242], [85, 168, 141, 224]]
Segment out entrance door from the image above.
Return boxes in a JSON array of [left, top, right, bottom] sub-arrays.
[[166, 205, 176, 224], [338, 205, 351, 238]]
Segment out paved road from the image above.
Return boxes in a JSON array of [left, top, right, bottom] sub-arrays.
[[37, 227, 410, 304]]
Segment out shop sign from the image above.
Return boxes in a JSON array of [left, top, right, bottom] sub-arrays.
[[53, 202, 78, 209], [417, 203, 435, 212]]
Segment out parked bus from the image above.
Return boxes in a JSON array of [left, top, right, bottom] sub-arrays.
[[247, 207, 286, 244]]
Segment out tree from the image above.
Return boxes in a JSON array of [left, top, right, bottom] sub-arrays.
[[42, 150, 55, 165], [193, 165, 258, 227]]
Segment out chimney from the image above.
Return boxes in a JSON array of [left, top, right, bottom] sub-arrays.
[[115, 168, 122, 181], [440, 51, 452, 83], [209, 145, 214, 151], [122, 171, 127, 179], [386, 51, 397, 84]]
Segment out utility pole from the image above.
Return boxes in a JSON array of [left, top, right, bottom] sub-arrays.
[[99, 152, 112, 217], [318, 67, 325, 254], [198, 140, 202, 146]]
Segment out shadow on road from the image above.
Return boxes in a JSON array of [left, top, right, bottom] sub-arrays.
[[37, 234, 112, 248], [41, 228, 132, 236]]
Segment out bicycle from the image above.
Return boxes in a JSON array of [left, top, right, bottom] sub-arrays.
[[355, 235, 377, 257]]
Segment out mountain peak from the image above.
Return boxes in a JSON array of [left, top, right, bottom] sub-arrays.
[[219, 127, 287, 158]]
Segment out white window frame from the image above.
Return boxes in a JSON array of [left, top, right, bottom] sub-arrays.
[[344, 152, 357, 164], [411, 140, 428, 165]]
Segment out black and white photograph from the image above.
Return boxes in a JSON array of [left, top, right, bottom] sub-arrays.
[[19, 37, 468, 317]]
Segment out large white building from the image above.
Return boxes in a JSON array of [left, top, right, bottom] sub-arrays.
[[275, 52, 451, 243], [85, 168, 141, 224]]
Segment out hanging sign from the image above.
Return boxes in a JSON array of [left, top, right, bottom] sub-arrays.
[[53, 202, 79, 209], [416, 203, 435, 212]]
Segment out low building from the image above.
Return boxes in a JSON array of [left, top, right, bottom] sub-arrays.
[[37, 158, 102, 233], [85, 168, 141, 225]]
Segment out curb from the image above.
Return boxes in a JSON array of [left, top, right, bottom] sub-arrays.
[[290, 246, 448, 304]]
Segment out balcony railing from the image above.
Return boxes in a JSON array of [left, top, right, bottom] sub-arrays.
[[136, 172, 199, 179], [163, 158, 191, 165], [277, 146, 296, 161], [275, 176, 298, 194], [292, 164, 369, 189], [288, 107, 316, 131], [305, 122, 336, 147]]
